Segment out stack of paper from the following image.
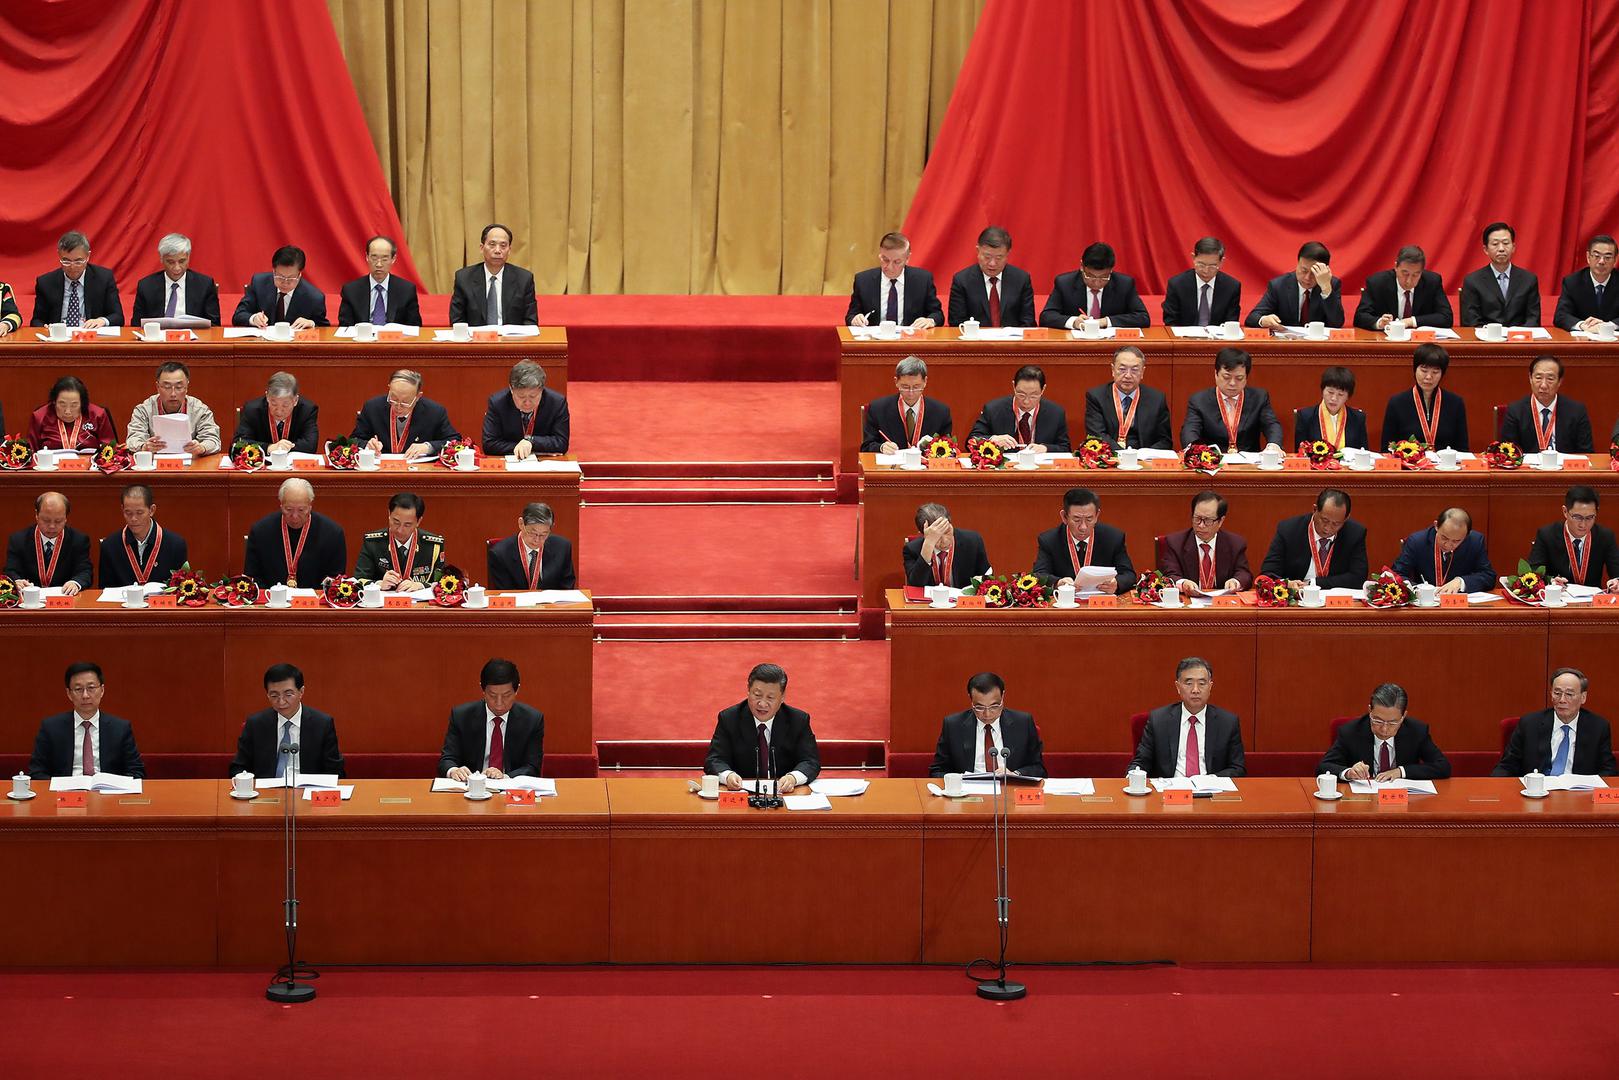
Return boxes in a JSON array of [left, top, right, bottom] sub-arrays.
[[49, 773, 142, 794], [150, 413, 193, 450], [502, 458, 583, 473], [1347, 778, 1438, 795], [513, 590, 590, 607], [808, 779, 870, 797], [1151, 775, 1238, 793], [1043, 778, 1096, 796], [783, 794, 833, 811], [970, 327, 1025, 340], [1541, 774, 1609, 791], [430, 776, 559, 796], [97, 583, 167, 603]]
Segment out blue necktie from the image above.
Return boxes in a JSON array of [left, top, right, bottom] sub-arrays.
[[372, 283, 387, 324], [274, 720, 292, 779], [1496, 272, 1509, 299], [1550, 724, 1572, 776], [165, 281, 179, 317]]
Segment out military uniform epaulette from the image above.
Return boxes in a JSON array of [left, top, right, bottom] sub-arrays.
[[363, 529, 389, 540]]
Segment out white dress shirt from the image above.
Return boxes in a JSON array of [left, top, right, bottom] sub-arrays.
[[720, 712, 808, 790], [973, 717, 1005, 772], [1173, 705, 1206, 778], [70, 711, 101, 776]]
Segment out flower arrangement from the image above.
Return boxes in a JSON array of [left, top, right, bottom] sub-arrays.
[[210, 574, 262, 607], [430, 569, 468, 607], [1482, 441, 1524, 470], [230, 440, 266, 472], [1254, 573, 1299, 608], [0, 435, 34, 471], [1132, 568, 1175, 604], [1504, 559, 1548, 604], [1297, 440, 1342, 470], [1609, 442, 1618, 471], [1075, 435, 1118, 469], [94, 442, 134, 474], [1364, 567, 1415, 609], [1385, 439, 1432, 470], [438, 438, 478, 468], [322, 576, 363, 608], [1182, 443, 1222, 474], [164, 566, 211, 608], [966, 437, 1007, 470], [0, 575, 19, 609], [324, 435, 360, 471], [960, 571, 1058, 608], [921, 434, 961, 460]]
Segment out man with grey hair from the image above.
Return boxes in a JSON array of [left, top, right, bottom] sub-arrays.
[[861, 356, 953, 453], [1130, 656, 1246, 778], [482, 361, 570, 457], [1162, 236, 1242, 326], [1319, 682, 1451, 782], [234, 372, 320, 454], [352, 369, 459, 459], [1084, 345, 1172, 450], [947, 225, 1035, 327], [243, 477, 348, 587], [338, 235, 422, 326], [485, 502, 576, 590], [903, 502, 990, 588], [1494, 668, 1617, 777], [130, 232, 221, 325], [30, 230, 123, 327], [1354, 245, 1453, 330]]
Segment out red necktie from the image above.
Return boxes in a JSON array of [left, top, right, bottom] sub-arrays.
[[983, 725, 995, 771], [81, 721, 94, 776], [1199, 542, 1215, 590], [932, 553, 948, 584], [757, 724, 772, 780], [1299, 288, 1309, 325], [1378, 742, 1392, 774], [1088, 290, 1101, 319], [988, 277, 1001, 326], [488, 715, 505, 772], [1017, 411, 1033, 445], [1185, 716, 1201, 776], [1401, 291, 1412, 320]]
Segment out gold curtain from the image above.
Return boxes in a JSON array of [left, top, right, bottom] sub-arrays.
[[327, 0, 984, 294]]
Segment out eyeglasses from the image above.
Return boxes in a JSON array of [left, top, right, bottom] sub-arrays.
[[1369, 717, 1404, 729], [1590, 251, 1617, 262], [1568, 512, 1598, 526], [1191, 515, 1222, 527], [1192, 261, 1222, 273], [272, 272, 301, 285], [59, 258, 88, 268], [970, 702, 1004, 714]]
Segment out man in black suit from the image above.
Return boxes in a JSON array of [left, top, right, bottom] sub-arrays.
[[234, 372, 320, 454], [947, 225, 1035, 327], [5, 491, 92, 594], [1161, 236, 1242, 326], [1130, 656, 1245, 778], [904, 502, 991, 588], [1039, 241, 1150, 329], [1495, 668, 1618, 777], [448, 224, 540, 326], [1526, 485, 1619, 591], [862, 356, 952, 453], [98, 484, 189, 591], [485, 502, 577, 590], [1354, 245, 1453, 330], [1031, 487, 1136, 592], [1554, 234, 1619, 331], [28, 662, 145, 779], [1381, 344, 1469, 451], [1180, 347, 1284, 452], [1460, 221, 1541, 327], [129, 233, 222, 325], [1320, 683, 1450, 781], [232, 245, 329, 328], [30, 230, 123, 327], [481, 361, 569, 456], [352, 369, 461, 458], [1084, 345, 1172, 450], [1390, 507, 1497, 594], [438, 658, 544, 780], [1294, 366, 1369, 451], [338, 235, 423, 326], [704, 663, 820, 792], [970, 364, 1072, 453], [1260, 488, 1369, 589], [930, 671, 1047, 777], [229, 663, 346, 779], [242, 478, 348, 588], [1160, 490, 1252, 592], [1245, 240, 1344, 329], [1498, 356, 1594, 453], [846, 231, 943, 329]]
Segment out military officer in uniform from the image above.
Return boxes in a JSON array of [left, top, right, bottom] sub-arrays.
[[0, 280, 21, 337], [353, 492, 446, 591]]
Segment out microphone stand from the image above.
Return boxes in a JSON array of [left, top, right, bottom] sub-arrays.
[[976, 747, 1025, 1000], [266, 742, 317, 1003], [748, 729, 783, 810]]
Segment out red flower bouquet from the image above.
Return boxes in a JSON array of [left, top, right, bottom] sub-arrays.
[[1504, 560, 1548, 604], [1182, 443, 1222, 474], [1364, 567, 1415, 609], [322, 576, 363, 608], [1298, 440, 1342, 470], [324, 435, 360, 471], [0, 575, 20, 609], [431, 570, 468, 607], [210, 574, 262, 607], [1609, 443, 1618, 471], [230, 440, 266, 472], [961, 572, 1056, 608], [0, 435, 34, 471], [94, 442, 134, 474], [1482, 441, 1524, 470], [1385, 439, 1432, 470], [1075, 435, 1118, 469], [1254, 573, 1299, 608], [920, 434, 960, 460], [438, 438, 478, 469], [165, 566, 211, 608], [967, 437, 1007, 470], [1132, 569, 1175, 604]]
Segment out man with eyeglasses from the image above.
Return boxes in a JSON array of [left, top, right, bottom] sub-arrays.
[[1319, 683, 1450, 783], [30, 230, 123, 328], [1497, 356, 1593, 454], [1526, 485, 1619, 591], [1084, 345, 1172, 450], [233, 244, 329, 329], [1494, 668, 1617, 778], [1161, 237, 1242, 327], [352, 369, 460, 460], [1553, 234, 1619, 332], [930, 671, 1047, 778], [229, 663, 346, 779], [1039, 241, 1150, 329], [338, 235, 422, 326], [970, 364, 1071, 454], [1130, 657, 1245, 779], [28, 662, 145, 780], [1159, 490, 1252, 593]]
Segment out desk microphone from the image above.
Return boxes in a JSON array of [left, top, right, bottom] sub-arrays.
[[266, 740, 317, 1003], [974, 747, 1025, 1001]]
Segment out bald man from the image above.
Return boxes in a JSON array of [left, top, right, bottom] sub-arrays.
[[5, 491, 93, 594]]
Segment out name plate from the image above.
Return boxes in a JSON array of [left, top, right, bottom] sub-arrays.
[[1593, 594, 1619, 607], [1507, 330, 1535, 341], [384, 595, 412, 609], [309, 789, 341, 806], [1328, 328, 1355, 341], [471, 330, 500, 342], [1212, 595, 1243, 607], [505, 789, 536, 805], [290, 595, 319, 609], [488, 595, 517, 609], [1372, 457, 1403, 471], [1410, 329, 1436, 341], [1282, 457, 1310, 470], [1439, 593, 1468, 608], [1324, 595, 1355, 608], [1460, 458, 1488, 471], [45, 595, 75, 609], [717, 791, 748, 808], [1566, 458, 1592, 471], [1162, 788, 1193, 805], [56, 792, 88, 808], [1087, 595, 1119, 608], [71, 329, 98, 342], [1593, 790, 1619, 806], [954, 596, 986, 609], [1145, 457, 1181, 470], [56, 455, 89, 471], [1050, 457, 1085, 469], [148, 594, 177, 608], [156, 458, 185, 471], [165, 329, 191, 343], [377, 330, 405, 342], [1014, 788, 1045, 807], [1114, 328, 1142, 340], [1378, 788, 1409, 806], [293, 329, 320, 342], [924, 457, 959, 470], [1242, 328, 1269, 340]]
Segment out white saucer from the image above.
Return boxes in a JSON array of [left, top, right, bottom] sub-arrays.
[[464, 600, 489, 610], [130, 466, 156, 473], [265, 601, 291, 610], [454, 464, 479, 472], [33, 465, 58, 473], [1116, 463, 1142, 471], [1313, 791, 1344, 801], [899, 463, 926, 471], [6, 790, 36, 801], [1414, 600, 1439, 609], [359, 466, 381, 473], [1345, 464, 1375, 473], [1123, 786, 1152, 797], [1298, 599, 1325, 609], [1433, 464, 1462, 472], [695, 790, 719, 800], [928, 602, 957, 610], [268, 464, 292, 472], [18, 603, 45, 611], [229, 789, 259, 800], [1050, 601, 1079, 610], [1256, 463, 1286, 472], [1520, 789, 1550, 799], [1013, 462, 1039, 471], [463, 791, 493, 801]]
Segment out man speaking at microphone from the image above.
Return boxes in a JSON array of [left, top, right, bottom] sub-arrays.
[[930, 672, 1047, 777], [704, 663, 820, 793]]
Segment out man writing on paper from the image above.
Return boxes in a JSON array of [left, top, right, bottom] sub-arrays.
[[904, 502, 991, 589], [234, 372, 320, 455], [1494, 668, 1618, 778], [947, 226, 1035, 328], [1497, 356, 1594, 454], [230, 663, 346, 779], [1180, 347, 1284, 453], [98, 485, 189, 591], [338, 235, 422, 327], [1084, 345, 1173, 451], [233, 245, 328, 329], [930, 671, 1047, 778], [1130, 657, 1245, 778], [482, 361, 570, 458], [125, 361, 221, 457], [1354, 245, 1453, 330], [30, 231, 123, 328], [1319, 683, 1451, 782], [130, 233, 222, 326], [1390, 507, 1496, 594], [1526, 485, 1619, 592], [1031, 487, 1136, 593], [352, 370, 460, 460], [1260, 489, 1369, 590], [970, 365, 1072, 454], [861, 357, 953, 454], [5, 491, 93, 594], [1039, 241, 1151, 329], [242, 479, 348, 588], [1460, 222, 1540, 327], [1159, 490, 1252, 593], [1245, 240, 1343, 329], [28, 662, 145, 780], [845, 231, 943, 329], [485, 502, 577, 591], [1161, 236, 1242, 327], [439, 658, 544, 782], [354, 493, 446, 591], [704, 663, 820, 793]]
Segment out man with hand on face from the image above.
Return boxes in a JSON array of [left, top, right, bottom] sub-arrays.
[[1526, 486, 1619, 592], [903, 502, 991, 589], [1032, 487, 1136, 593], [1246, 240, 1343, 329], [234, 372, 320, 455], [242, 479, 348, 588], [439, 658, 544, 782], [449, 224, 539, 327], [947, 226, 1035, 327], [1391, 507, 1496, 595], [233, 245, 328, 329], [28, 662, 144, 780], [485, 502, 577, 591], [338, 235, 422, 326], [1180, 347, 1283, 453], [862, 356, 952, 453], [1039, 241, 1150, 329], [229, 663, 346, 779], [130, 232, 222, 325], [1460, 222, 1540, 327], [354, 493, 446, 591], [930, 672, 1047, 778], [481, 361, 570, 458], [1354, 245, 1453, 330], [1553, 234, 1619, 332], [1159, 490, 1252, 593], [1320, 683, 1450, 783], [1130, 657, 1245, 778], [1494, 668, 1617, 778], [5, 491, 92, 595], [846, 231, 943, 330], [353, 369, 459, 459], [1260, 488, 1369, 590], [98, 485, 189, 591], [704, 663, 820, 793], [31, 231, 122, 328], [125, 361, 221, 456], [1084, 345, 1172, 450], [1161, 236, 1242, 327], [971, 364, 1071, 454], [1497, 356, 1593, 454]]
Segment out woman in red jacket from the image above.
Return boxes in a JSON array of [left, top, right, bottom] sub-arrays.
[[28, 375, 118, 451]]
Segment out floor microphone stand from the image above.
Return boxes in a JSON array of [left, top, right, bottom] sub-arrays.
[[977, 748, 1026, 1001], [266, 744, 317, 1003]]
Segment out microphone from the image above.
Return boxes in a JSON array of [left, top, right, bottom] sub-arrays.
[[975, 745, 1026, 1001], [750, 723, 781, 809]]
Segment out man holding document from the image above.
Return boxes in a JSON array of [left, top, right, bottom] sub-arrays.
[[28, 662, 145, 780], [1129, 657, 1245, 778], [438, 659, 544, 782], [125, 361, 221, 456], [229, 664, 346, 779], [930, 672, 1046, 778], [1318, 683, 1450, 782], [704, 664, 820, 793]]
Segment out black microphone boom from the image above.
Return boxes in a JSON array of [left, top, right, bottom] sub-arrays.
[[266, 740, 317, 1003], [976, 746, 1026, 1001]]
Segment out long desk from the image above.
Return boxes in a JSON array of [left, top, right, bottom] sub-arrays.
[[0, 592, 595, 755]]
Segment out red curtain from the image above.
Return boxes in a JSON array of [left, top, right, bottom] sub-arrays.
[[904, 0, 1619, 297], [0, 0, 415, 304]]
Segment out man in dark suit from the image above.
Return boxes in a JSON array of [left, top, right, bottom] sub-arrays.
[[30, 230, 123, 327], [129, 233, 222, 325], [229, 663, 346, 779], [1381, 344, 1469, 450], [1039, 241, 1150, 329], [1553, 234, 1619, 331], [1460, 221, 1541, 327], [1032, 487, 1136, 591], [98, 484, 189, 591], [1498, 356, 1594, 453], [438, 658, 544, 780], [5, 491, 93, 593], [862, 356, 953, 453], [1294, 366, 1369, 451], [1320, 683, 1450, 781], [703, 663, 820, 792], [904, 502, 991, 588], [486, 502, 577, 590], [242, 478, 348, 588], [846, 231, 943, 328], [947, 226, 1035, 327], [970, 364, 1072, 453], [1245, 240, 1344, 328], [232, 245, 329, 328], [234, 372, 320, 454], [448, 223, 540, 326], [1084, 345, 1173, 450], [481, 361, 569, 456], [352, 370, 460, 458], [1160, 490, 1253, 592], [1260, 488, 1369, 589], [28, 662, 145, 779], [1494, 668, 1618, 777], [1180, 347, 1284, 452], [1130, 657, 1245, 778], [1354, 245, 1453, 330], [1526, 485, 1619, 591], [1390, 507, 1496, 594], [930, 671, 1047, 777], [338, 235, 422, 326], [1161, 236, 1242, 326]]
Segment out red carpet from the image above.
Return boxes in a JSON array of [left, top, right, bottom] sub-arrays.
[[3, 965, 1614, 1077], [569, 382, 838, 462]]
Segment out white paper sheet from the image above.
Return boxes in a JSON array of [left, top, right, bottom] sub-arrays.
[[513, 590, 590, 606], [1043, 778, 1097, 796], [1540, 774, 1609, 791], [96, 583, 166, 602], [429, 776, 557, 795], [301, 785, 355, 801], [1522, 453, 1590, 467], [134, 329, 198, 342], [149, 412, 193, 451], [1424, 450, 1478, 462], [49, 773, 142, 793], [1347, 779, 1438, 794], [1169, 326, 1244, 339], [1387, 327, 1460, 340], [1068, 327, 1117, 340], [502, 457, 583, 472], [254, 774, 341, 790], [1569, 327, 1618, 340], [222, 327, 268, 338], [1467, 592, 1505, 604], [333, 324, 421, 338], [1151, 775, 1238, 793], [783, 794, 833, 811], [966, 327, 1025, 340], [808, 779, 870, 797]]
